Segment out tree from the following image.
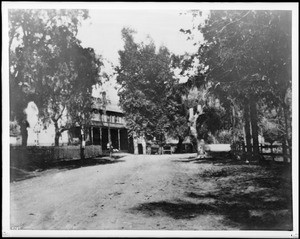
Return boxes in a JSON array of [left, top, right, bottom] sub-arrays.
[[8, 9, 102, 146], [186, 87, 231, 157], [181, 10, 292, 160], [164, 87, 189, 153], [116, 28, 187, 153], [41, 44, 102, 146]]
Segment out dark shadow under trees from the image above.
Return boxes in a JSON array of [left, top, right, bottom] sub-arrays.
[[130, 156, 292, 230], [10, 155, 125, 182]]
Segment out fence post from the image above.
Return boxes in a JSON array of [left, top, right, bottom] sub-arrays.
[[270, 144, 274, 161], [242, 142, 245, 153], [282, 141, 288, 163], [259, 144, 262, 154]]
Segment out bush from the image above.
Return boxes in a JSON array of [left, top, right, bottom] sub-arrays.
[[216, 130, 232, 144]]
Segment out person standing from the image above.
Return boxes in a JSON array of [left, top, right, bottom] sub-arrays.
[[107, 141, 113, 158]]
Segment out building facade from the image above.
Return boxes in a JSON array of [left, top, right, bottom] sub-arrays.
[[89, 96, 129, 152]]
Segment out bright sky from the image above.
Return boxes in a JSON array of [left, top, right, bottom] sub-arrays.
[[76, 9, 202, 103], [77, 9, 199, 66]]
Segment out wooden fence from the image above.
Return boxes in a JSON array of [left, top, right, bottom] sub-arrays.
[[10, 145, 102, 170], [231, 142, 291, 162]]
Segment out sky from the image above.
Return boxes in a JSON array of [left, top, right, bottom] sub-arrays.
[[76, 9, 203, 103], [77, 9, 200, 66]]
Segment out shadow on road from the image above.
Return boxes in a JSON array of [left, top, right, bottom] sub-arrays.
[[129, 159, 292, 230], [51, 155, 125, 170], [172, 156, 285, 167], [130, 188, 292, 230], [173, 157, 246, 166], [129, 200, 215, 220], [10, 155, 125, 182]]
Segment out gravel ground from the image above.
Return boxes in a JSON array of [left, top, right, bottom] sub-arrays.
[[10, 153, 293, 230]]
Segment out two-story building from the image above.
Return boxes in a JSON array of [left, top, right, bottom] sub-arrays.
[[89, 96, 129, 152]]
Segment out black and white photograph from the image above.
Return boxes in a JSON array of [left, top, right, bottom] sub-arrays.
[[2, 2, 298, 238]]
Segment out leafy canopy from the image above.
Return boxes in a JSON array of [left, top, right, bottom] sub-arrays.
[[116, 28, 188, 141], [9, 9, 102, 144]]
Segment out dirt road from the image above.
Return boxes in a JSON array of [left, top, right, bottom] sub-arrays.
[[10, 153, 292, 230]]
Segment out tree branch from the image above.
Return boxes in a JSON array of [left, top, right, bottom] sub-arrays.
[[60, 127, 70, 133], [219, 11, 251, 33], [52, 104, 66, 122]]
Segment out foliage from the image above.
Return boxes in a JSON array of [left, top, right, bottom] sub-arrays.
[[216, 130, 233, 144], [9, 9, 89, 120], [9, 9, 102, 145], [259, 103, 289, 144], [195, 105, 228, 140], [180, 10, 292, 153], [196, 10, 290, 103], [116, 28, 188, 142], [10, 120, 21, 136]]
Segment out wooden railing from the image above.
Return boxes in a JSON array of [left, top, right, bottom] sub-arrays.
[[231, 142, 291, 162]]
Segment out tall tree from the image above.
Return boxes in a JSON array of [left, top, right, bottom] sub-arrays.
[[116, 28, 186, 153], [40, 44, 102, 146], [8, 9, 102, 146], [181, 10, 292, 160]]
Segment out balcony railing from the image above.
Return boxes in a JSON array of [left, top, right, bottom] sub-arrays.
[[91, 113, 125, 127]]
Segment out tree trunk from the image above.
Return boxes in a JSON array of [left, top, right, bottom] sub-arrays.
[[196, 138, 205, 158], [249, 96, 260, 160], [176, 136, 183, 153], [80, 126, 85, 160], [189, 106, 202, 157], [54, 121, 60, 147], [80, 146, 85, 160], [133, 132, 138, 155], [55, 133, 60, 147], [243, 99, 252, 159], [190, 126, 202, 157], [141, 135, 147, 155], [20, 119, 29, 147]]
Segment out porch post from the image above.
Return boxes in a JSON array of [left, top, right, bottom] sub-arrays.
[[118, 129, 121, 150], [91, 126, 94, 145], [99, 127, 102, 146], [108, 128, 111, 145]]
